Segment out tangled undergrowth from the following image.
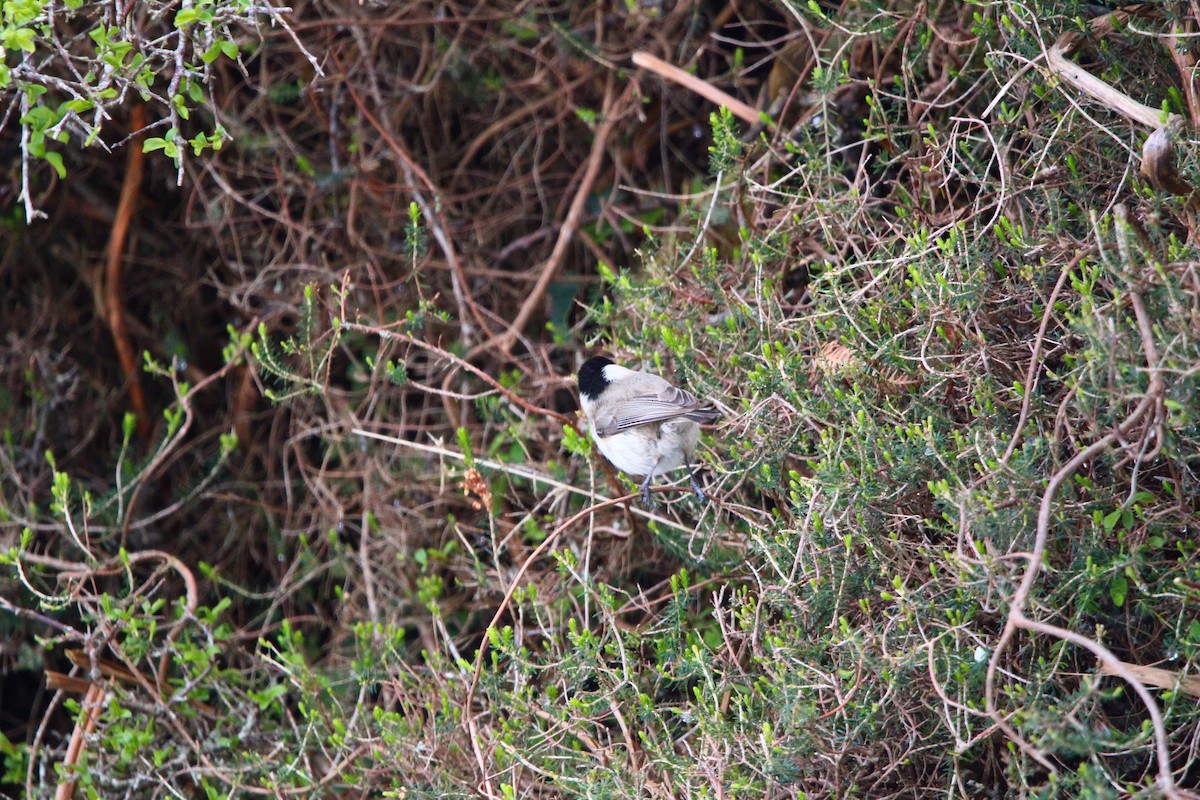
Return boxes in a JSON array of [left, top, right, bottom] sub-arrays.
[[3, 1, 1200, 798]]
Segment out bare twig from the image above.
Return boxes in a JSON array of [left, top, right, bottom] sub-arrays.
[[471, 78, 625, 356], [632, 51, 768, 128], [984, 282, 1185, 795], [1044, 6, 1175, 130], [54, 683, 106, 800], [103, 105, 151, 442], [1099, 660, 1200, 699]]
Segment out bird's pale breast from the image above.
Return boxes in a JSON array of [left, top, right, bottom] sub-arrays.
[[590, 418, 699, 478]]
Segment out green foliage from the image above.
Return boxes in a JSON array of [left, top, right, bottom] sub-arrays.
[[565, 7, 1200, 796], [251, 285, 335, 400], [708, 105, 742, 175], [6, 2, 1200, 798], [2, 0, 306, 218]]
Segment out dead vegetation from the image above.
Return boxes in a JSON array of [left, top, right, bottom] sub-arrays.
[[3, 1, 1200, 798]]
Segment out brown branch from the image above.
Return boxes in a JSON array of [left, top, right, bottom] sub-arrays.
[[632, 51, 767, 128], [26, 547, 200, 700], [104, 104, 150, 441], [984, 279, 1187, 795], [1099, 659, 1200, 699], [469, 78, 625, 357], [58, 648, 216, 714], [1044, 5, 1174, 130], [1167, 14, 1200, 127], [54, 683, 105, 800]]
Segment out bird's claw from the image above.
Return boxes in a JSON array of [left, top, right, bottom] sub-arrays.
[[638, 473, 710, 506], [638, 474, 655, 507]]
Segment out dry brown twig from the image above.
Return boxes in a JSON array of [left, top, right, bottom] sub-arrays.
[[632, 51, 768, 128], [1099, 660, 1200, 699], [470, 77, 626, 357], [54, 683, 105, 800], [16, 547, 201, 800], [1166, 12, 1200, 126], [1044, 5, 1169, 131], [103, 105, 150, 442], [1044, 5, 1197, 215], [983, 227, 1191, 796], [461, 491, 640, 800]]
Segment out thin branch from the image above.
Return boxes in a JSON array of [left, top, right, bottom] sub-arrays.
[[632, 51, 768, 128], [985, 282, 1182, 794], [103, 105, 151, 442], [471, 78, 625, 356]]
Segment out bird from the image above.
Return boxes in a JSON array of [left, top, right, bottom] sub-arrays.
[[576, 356, 721, 505]]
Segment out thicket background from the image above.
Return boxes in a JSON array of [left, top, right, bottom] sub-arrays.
[[3, 0, 1200, 797]]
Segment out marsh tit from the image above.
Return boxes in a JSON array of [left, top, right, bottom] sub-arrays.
[[576, 356, 721, 505]]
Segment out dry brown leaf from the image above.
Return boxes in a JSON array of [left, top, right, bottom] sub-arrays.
[[462, 467, 492, 511], [811, 340, 857, 378], [1141, 119, 1196, 197]]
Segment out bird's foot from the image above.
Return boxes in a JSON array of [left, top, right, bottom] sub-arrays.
[[639, 475, 655, 507], [688, 472, 708, 501]]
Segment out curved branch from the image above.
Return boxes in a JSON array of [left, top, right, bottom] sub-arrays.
[[984, 283, 1185, 795]]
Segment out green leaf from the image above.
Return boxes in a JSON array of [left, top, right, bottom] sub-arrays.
[[174, 8, 200, 26], [249, 682, 288, 711], [7, 27, 37, 52], [43, 150, 66, 178], [1110, 573, 1128, 608], [143, 137, 168, 153]]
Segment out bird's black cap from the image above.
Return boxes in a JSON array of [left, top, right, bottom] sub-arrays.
[[577, 356, 614, 400]]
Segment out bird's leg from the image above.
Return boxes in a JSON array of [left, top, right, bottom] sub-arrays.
[[686, 455, 707, 501], [640, 459, 663, 506]]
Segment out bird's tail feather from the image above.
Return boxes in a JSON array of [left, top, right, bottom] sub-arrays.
[[686, 407, 723, 424]]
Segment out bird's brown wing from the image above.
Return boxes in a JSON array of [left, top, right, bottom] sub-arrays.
[[593, 385, 716, 437]]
